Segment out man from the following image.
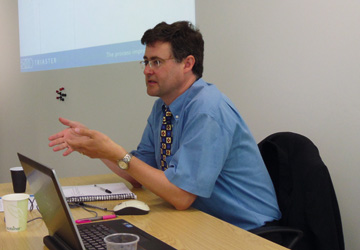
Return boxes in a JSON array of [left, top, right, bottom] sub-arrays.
[[49, 21, 281, 230]]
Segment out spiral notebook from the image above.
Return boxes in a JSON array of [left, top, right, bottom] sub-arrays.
[[62, 183, 137, 203]]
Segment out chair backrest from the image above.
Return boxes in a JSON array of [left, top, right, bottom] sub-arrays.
[[258, 132, 345, 250]]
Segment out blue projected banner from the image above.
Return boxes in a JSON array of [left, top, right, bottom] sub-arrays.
[[18, 0, 196, 72], [20, 41, 144, 72]]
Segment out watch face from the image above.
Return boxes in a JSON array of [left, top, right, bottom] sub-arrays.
[[118, 161, 128, 170], [118, 153, 132, 170]]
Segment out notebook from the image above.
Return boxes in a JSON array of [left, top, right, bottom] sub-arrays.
[[62, 182, 137, 203], [18, 153, 176, 250]]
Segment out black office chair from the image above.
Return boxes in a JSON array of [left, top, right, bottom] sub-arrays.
[[250, 132, 345, 250]]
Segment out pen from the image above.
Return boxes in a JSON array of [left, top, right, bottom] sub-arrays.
[[76, 214, 116, 224], [94, 184, 112, 194]]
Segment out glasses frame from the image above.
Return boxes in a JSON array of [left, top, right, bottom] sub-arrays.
[[140, 57, 175, 70]]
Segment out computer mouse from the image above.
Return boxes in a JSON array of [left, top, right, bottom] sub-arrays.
[[113, 200, 150, 215]]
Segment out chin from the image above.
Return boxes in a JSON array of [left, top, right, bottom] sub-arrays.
[[146, 89, 159, 97]]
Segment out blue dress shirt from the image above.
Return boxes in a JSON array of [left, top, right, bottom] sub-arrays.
[[132, 78, 281, 230]]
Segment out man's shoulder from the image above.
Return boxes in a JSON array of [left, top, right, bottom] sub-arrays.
[[188, 79, 237, 113], [187, 79, 223, 104]]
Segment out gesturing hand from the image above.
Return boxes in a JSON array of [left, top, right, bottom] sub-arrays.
[[66, 128, 122, 160], [48, 117, 88, 156]]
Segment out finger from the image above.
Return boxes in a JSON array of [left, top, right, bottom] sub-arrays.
[[52, 142, 69, 152], [51, 141, 74, 156], [48, 131, 65, 141], [48, 137, 65, 147], [59, 117, 72, 127], [63, 147, 74, 156], [60, 117, 87, 129]]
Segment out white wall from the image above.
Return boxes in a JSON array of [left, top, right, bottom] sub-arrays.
[[1, 1, 359, 249]]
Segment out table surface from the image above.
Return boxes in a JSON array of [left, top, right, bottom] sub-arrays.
[[0, 174, 288, 250]]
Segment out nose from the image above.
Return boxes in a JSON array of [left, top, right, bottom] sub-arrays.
[[143, 64, 154, 75]]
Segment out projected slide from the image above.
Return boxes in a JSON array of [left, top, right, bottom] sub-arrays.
[[18, 0, 195, 72]]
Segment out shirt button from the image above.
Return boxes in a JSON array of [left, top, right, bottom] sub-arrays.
[[175, 115, 179, 119]]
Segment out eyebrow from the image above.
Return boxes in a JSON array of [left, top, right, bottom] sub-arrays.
[[143, 56, 163, 60]]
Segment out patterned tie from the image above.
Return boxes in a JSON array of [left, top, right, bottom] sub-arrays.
[[160, 106, 173, 171]]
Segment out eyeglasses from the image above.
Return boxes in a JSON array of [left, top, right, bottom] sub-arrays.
[[140, 57, 174, 70]]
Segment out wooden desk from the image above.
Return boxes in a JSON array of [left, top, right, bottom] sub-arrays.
[[0, 174, 287, 250]]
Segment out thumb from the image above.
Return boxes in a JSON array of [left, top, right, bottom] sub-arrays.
[[59, 117, 71, 126], [74, 127, 92, 138]]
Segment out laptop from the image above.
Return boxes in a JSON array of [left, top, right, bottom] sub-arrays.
[[18, 153, 176, 250]]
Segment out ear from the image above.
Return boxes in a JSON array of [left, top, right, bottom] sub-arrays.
[[183, 55, 195, 73]]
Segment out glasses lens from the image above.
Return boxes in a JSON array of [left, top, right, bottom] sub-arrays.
[[140, 61, 146, 70], [140, 58, 169, 70], [153, 60, 161, 68]]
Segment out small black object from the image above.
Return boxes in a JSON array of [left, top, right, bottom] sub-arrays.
[[56, 88, 67, 101]]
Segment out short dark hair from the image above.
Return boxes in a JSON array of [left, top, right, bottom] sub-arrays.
[[141, 21, 204, 79]]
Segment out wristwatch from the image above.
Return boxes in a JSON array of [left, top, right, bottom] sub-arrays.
[[117, 153, 133, 170]]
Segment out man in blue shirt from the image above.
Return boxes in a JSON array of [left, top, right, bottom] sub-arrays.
[[49, 21, 281, 230]]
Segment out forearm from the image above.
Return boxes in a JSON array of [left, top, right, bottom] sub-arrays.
[[126, 156, 197, 210]]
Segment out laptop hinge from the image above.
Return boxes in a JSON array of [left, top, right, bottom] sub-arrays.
[[43, 234, 74, 250]]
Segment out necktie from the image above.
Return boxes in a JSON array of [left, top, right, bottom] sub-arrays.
[[160, 106, 173, 171]]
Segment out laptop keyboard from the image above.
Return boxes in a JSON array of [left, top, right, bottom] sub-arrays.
[[79, 223, 115, 250]]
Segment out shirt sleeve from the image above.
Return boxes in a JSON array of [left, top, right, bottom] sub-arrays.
[[131, 120, 158, 168], [165, 112, 232, 198]]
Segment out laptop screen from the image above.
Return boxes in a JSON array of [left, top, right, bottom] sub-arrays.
[[18, 153, 85, 250]]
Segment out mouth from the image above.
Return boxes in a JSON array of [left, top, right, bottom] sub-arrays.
[[146, 79, 158, 86]]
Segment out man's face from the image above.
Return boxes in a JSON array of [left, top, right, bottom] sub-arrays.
[[143, 41, 186, 105]]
